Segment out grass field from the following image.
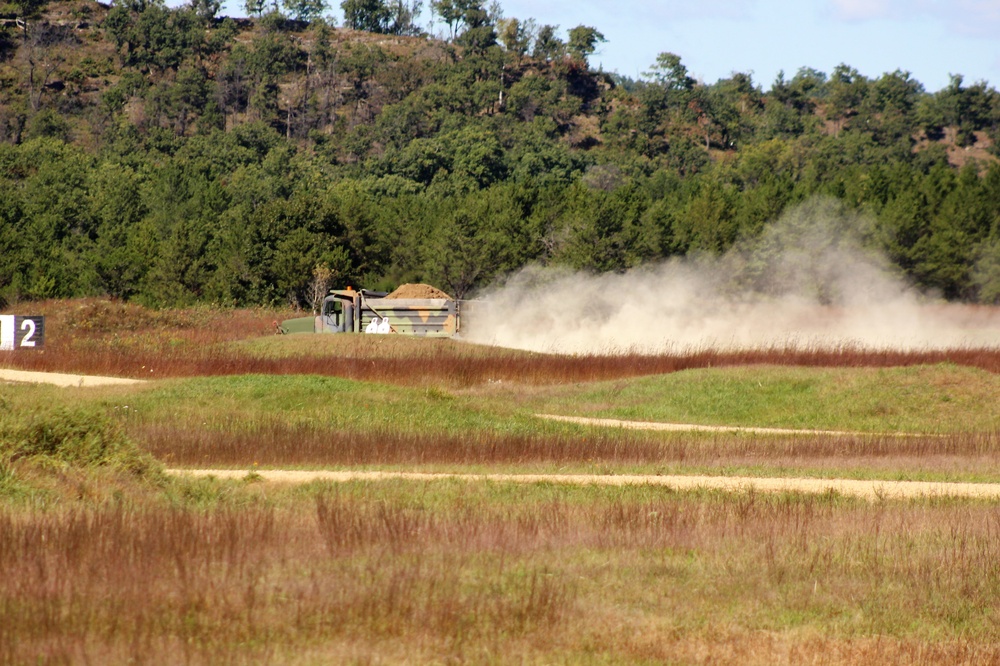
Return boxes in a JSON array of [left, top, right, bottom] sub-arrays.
[[3, 298, 1000, 663]]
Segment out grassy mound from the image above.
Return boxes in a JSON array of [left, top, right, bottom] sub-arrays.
[[0, 397, 162, 500]]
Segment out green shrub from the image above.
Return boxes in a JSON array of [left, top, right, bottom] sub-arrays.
[[0, 405, 158, 477]]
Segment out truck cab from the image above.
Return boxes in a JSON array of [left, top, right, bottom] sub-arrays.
[[317, 288, 387, 333]]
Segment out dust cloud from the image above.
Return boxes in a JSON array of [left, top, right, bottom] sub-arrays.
[[463, 198, 1000, 354]]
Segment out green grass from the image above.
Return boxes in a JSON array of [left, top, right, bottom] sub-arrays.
[[0, 397, 158, 474], [520, 363, 1000, 434], [5, 351, 1000, 484], [90, 363, 1000, 438], [0, 385, 166, 506], [117, 373, 556, 436], [60, 367, 990, 483], [8, 362, 1000, 483]]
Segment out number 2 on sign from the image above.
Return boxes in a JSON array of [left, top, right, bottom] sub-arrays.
[[20, 319, 35, 347]]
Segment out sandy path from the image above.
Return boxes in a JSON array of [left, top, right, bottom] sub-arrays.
[[0, 369, 145, 387], [168, 469, 1000, 500], [537, 413, 875, 436]]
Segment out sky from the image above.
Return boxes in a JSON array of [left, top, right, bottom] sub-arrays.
[[486, 0, 1000, 92], [208, 0, 1000, 93]]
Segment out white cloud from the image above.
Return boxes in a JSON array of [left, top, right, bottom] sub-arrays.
[[827, 0, 1000, 36]]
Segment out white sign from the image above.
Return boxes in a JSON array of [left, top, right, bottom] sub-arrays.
[[0, 316, 44, 350]]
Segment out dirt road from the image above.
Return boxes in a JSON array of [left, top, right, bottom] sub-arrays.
[[0, 369, 145, 387], [168, 469, 1000, 501]]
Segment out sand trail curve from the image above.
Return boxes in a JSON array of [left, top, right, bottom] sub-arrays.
[[533, 413, 941, 437]]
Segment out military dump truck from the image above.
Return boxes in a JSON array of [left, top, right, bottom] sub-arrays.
[[279, 284, 461, 337]]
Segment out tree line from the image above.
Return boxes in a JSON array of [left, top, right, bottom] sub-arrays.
[[1, 0, 999, 308]]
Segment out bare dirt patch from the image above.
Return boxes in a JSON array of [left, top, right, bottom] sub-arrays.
[[169, 469, 1000, 500]]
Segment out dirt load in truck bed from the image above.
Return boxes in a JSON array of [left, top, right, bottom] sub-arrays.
[[384, 283, 453, 300]]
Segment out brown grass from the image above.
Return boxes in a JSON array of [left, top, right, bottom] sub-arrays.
[[3, 487, 1000, 663], [7, 299, 1000, 662], [136, 418, 1000, 475], [4, 299, 1000, 387]]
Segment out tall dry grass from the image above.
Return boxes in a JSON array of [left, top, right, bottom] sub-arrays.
[[3, 488, 1000, 663], [4, 298, 1000, 386], [9, 335, 1000, 386], [0, 499, 567, 664], [137, 418, 1000, 478]]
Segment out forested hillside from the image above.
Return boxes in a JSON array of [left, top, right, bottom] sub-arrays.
[[2, 0, 1000, 308]]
